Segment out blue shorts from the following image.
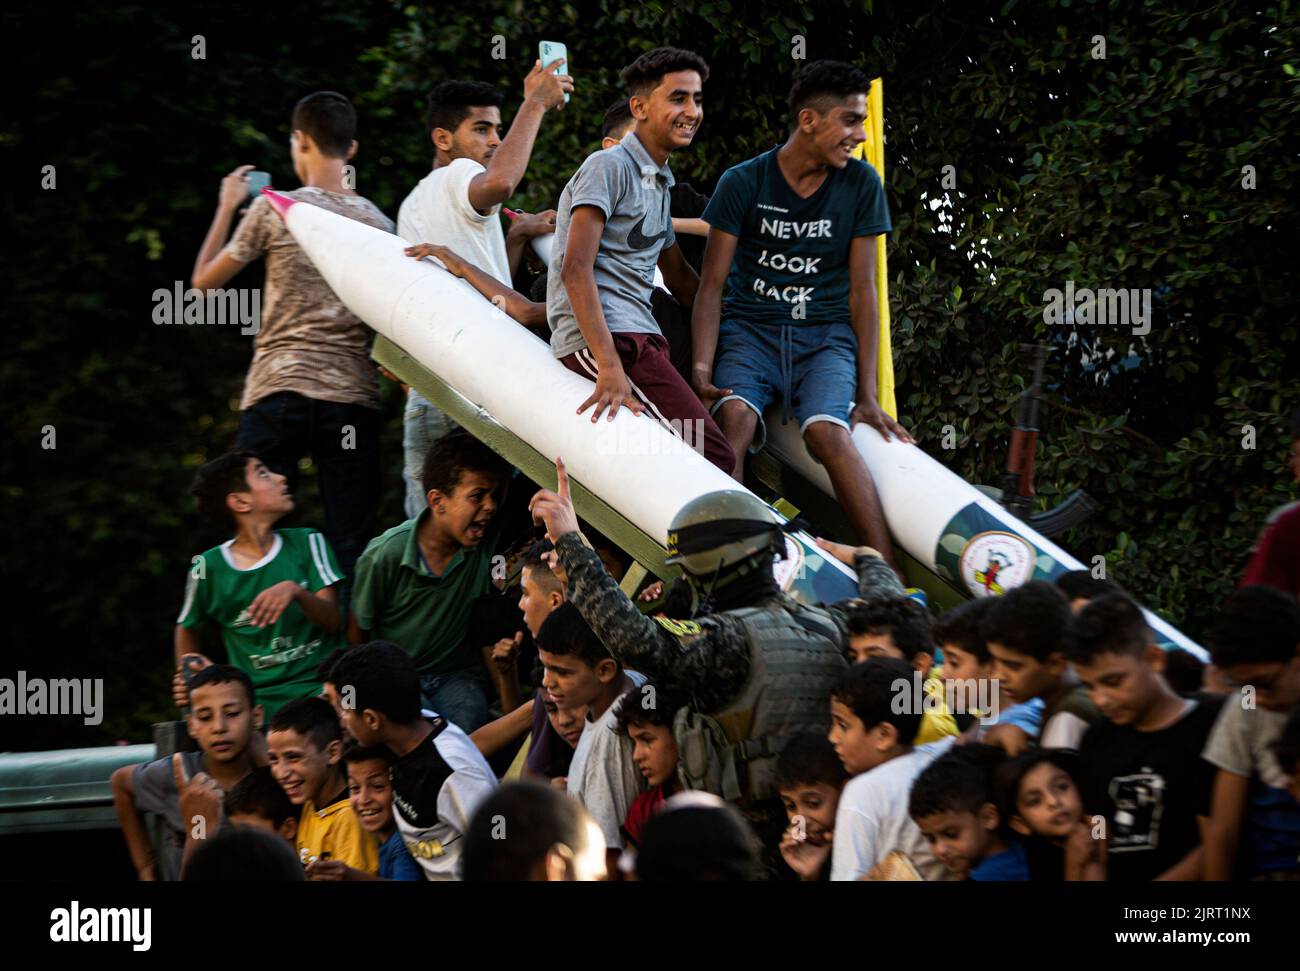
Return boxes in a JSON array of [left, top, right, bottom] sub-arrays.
[[710, 318, 859, 450]]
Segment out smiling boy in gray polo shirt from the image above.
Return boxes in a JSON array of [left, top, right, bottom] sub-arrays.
[[546, 47, 735, 473]]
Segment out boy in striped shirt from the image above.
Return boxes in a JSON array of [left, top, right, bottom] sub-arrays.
[[174, 450, 346, 717]]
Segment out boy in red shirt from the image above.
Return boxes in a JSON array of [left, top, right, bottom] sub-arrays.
[[614, 681, 683, 848]]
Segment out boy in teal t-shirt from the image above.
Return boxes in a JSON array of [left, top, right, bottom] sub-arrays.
[[694, 60, 909, 566], [175, 451, 345, 716]]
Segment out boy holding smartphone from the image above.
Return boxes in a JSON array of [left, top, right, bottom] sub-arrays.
[[395, 61, 572, 518], [547, 47, 735, 473], [190, 92, 393, 592]]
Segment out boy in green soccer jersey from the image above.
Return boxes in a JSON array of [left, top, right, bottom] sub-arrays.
[[173, 450, 346, 717]]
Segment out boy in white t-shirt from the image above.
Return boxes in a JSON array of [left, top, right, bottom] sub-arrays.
[[828, 656, 956, 881], [394, 68, 571, 517], [535, 602, 647, 873]]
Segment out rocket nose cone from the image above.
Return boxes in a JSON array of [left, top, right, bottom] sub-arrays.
[[261, 188, 296, 220]]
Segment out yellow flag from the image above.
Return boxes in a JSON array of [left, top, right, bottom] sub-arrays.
[[850, 78, 896, 419]]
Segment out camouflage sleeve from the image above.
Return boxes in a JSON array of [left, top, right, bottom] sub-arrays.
[[555, 532, 751, 710], [854, 550, 906, 603], [820, 550, 907, 636]]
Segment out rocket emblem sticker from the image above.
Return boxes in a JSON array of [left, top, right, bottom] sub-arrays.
[[958, 531, 1035, 598]]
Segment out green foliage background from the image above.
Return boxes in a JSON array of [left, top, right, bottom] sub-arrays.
[[2, 0, 1296, 750]]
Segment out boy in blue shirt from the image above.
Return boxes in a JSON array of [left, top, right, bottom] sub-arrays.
[[694, 60, 909, 563], [933, 597, 1044, 751], [344, 744, 424, 881], [910, 745, 1030, 881]]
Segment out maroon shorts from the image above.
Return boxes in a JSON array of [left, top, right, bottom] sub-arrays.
[[560, 332, 736, 474]]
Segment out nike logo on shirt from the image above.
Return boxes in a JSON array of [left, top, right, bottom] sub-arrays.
[[627, 213, 670, 250]]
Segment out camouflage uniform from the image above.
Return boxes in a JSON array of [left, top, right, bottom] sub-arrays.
[[554, 532, 903, 708]]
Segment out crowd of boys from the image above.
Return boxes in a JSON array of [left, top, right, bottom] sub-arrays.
[[110, 46, 1300, 881]]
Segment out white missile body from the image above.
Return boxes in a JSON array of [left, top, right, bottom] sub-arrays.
[[266, 192, 724, 537]]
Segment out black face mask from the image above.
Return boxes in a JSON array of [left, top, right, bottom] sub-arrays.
[[685, 553, 780, 617]]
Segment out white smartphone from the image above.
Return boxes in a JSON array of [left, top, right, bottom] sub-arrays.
[[539, 40, 570, 105]]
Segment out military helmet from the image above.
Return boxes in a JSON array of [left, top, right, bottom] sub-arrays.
[[663, 491, 785, 577]]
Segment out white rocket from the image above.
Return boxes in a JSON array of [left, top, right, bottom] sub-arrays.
[[263, 189, 1204, 655]]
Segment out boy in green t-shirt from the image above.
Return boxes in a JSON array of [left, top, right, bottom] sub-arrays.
[[174, 451, 345, 716], [349, 431, 512, 735]]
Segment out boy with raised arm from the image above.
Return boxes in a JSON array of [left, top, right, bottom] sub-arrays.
[[547, 47, 734, 473], [396, 70, 569, 516], [190, 92, 392, 586]]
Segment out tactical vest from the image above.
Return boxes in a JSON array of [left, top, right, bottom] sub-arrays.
[[675, 594, 848, 804]]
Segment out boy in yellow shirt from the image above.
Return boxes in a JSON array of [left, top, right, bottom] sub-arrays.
[[268, 696, 378, 877]]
